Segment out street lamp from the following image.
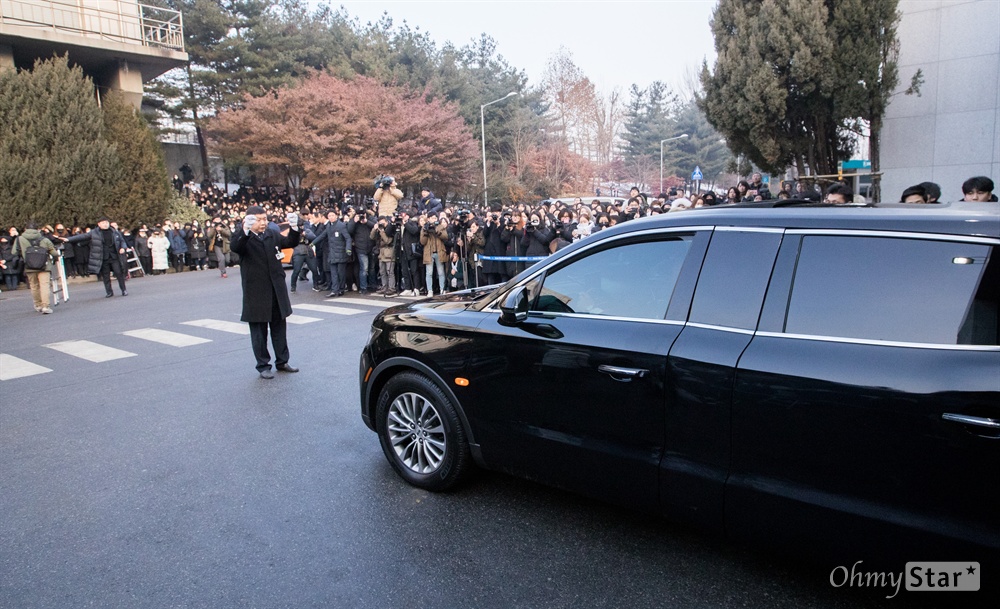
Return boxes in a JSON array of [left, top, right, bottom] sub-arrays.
[[660, 134, 689, 194], [481, 92, 518, 208]]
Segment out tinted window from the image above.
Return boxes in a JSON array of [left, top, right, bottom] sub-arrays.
[[689, 230, 782, 330], [531, 236, 693, 320], [786, 236, 994, 344]]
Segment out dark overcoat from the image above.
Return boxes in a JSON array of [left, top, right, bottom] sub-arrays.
[[230, 225, 300, 323]]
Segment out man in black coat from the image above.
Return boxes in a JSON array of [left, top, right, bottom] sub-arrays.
[[230, 205, 301, 379], [63, 216, 128, 297]]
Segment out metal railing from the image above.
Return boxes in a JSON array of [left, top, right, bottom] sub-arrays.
[[0, 1, 184, 51]]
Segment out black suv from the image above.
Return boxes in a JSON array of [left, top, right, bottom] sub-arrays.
[[359, 203, 999, 562]]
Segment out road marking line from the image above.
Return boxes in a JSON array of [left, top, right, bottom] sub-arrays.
[[0, 354, 52, 381], [294, 304, 363, 316], [44, 340, 137, 363], [122, 328, 212, 347], [331, 297, 406, 307], [182, 319, 250, 335], [287, 314, 322, 324]]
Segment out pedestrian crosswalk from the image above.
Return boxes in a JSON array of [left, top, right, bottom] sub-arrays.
[[0, 297, 401, 382]]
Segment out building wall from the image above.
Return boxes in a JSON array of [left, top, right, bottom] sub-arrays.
[[881, 0, 1000, 202]]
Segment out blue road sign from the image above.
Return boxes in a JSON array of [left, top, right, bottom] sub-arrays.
[[691, 166, 703, 181]]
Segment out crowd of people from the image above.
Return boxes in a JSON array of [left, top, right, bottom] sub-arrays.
[[2, 173, 995, 312]]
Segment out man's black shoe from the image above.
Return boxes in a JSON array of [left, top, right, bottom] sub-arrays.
[[290, 287, 296, 293], [326, 292, 339, 298], [105, 293, 114, 298], [276, 364, 299, 373], [259, 369, 275, 379], [360, 289, 368, 295], [122, 290, 128, 296]]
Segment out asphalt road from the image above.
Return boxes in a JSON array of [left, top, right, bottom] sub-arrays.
[[0, 269, 938, 608]]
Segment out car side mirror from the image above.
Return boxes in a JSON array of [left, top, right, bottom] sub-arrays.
[[499, 286, 529, 326]]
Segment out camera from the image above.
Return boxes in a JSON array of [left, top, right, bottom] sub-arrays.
[[374, 175, 394, 190], [391, 212, 403, 225]]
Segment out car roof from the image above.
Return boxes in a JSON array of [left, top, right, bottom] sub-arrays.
[[595, 201, 1000, 240]]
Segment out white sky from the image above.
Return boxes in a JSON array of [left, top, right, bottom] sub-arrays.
[[327, 1, 719, 96]]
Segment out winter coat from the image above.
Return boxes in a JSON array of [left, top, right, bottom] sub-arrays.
[[416, 192, 443, 216], [208, 225, 231, 254], [65, 227, 127, 274], [167, 228, 188, 254], [371, 223, 397, 263], [229, 224, 300, 323], [419, 220, 449, 264], [348, 215, 375, 255], [374, 186, 404, 217], [11, 229, 57, 275], [482, 221, 505, 275], [134, 235, 150, 257], [312, 220, 353, 264], [399, 220, 422, 261], [499, 226, 524, 277], [148, 235, 170, 270], [189, 233, 208, 259], [522, 224, 554, 257], [0, 238, 20, 275]]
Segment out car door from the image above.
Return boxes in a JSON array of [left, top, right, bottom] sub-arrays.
[[659, 228, 784, 529], [469, 230, 708, 509], [729, 231, 1000, 559]]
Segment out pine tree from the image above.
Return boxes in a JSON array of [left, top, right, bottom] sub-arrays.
[[0, 55, 121, 227], [101, 91, 173, 228]]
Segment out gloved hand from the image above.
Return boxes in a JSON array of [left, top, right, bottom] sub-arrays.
[[242, 215, 256, 234], [286, 212, 298, 227]]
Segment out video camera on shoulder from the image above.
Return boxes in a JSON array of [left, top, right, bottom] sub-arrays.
[[374, 175, 394, 190]]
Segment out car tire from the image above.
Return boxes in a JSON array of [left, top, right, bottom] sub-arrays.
[[375, 371, 472, 491]]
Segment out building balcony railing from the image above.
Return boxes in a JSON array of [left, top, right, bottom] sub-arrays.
[[0, 0, 184, 51]]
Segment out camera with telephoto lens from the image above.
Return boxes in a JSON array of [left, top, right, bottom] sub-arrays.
[[374, 175, 394, 190], [502, 212, 514, 227]]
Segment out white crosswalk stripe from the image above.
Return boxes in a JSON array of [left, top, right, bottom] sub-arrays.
[[182, 319, 250, 335], [122, 328, 212, 347], [294, 303, 363, 316], [0, 354, 52, 381], [330, 297, 406, 307], [44, 340, 137, 363], [286, 314, 322, 324]]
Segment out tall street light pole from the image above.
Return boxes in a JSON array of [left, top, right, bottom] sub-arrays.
[[660, 134, 689, 194], [481, 92, 518, 208]]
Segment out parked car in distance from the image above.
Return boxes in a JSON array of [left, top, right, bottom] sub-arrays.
[[359, 201, 1000, 566]]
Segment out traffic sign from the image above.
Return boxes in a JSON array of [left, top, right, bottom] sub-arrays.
[[691, 166, 703, 181]]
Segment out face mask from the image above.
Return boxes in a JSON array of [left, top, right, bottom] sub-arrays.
[[531, 219, 540, 226]]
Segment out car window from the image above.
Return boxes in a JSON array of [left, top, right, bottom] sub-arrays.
[[689, 230, 782, 330], [785, 236, 996, 345], [530, 236, 694, 320]]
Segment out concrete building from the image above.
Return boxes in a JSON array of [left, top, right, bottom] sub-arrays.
[[0, 0, 187, 108], [881, 0, 1000, 202]]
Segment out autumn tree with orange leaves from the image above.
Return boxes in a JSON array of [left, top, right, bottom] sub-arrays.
[[207, 72, 478, 192]]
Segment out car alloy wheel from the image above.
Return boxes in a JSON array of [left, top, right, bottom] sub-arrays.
[[376, 371, 472, 491], [387, 391, 446, 474]]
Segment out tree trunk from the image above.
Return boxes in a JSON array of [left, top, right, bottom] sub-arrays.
[[869, 115, 882, 203], [186, 64, 211, 183]]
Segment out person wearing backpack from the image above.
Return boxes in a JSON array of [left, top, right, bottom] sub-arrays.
[[12, 221, 57, 314]]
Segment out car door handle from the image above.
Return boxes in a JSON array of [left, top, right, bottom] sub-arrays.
[[598, 365, 648, 381], [942, 413, 1000, 429]]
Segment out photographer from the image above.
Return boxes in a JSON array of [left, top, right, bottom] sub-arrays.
[[347, 206, 376, 295], [207, 216, 231, 278], [371, 215, 397, 296], [397, 208, 422, 296], [447, 209, 483, 289], [499, 210, 526, 279], [417, 187, 443, 216], [482, 209, 507, 285], [373, 176, 404, 217], [311, 209, 352, 298], [522, 211, 554, 259], [419, 211, 449, 296], [290, 224, 318, 293]]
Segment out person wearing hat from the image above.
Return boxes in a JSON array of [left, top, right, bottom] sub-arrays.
[[230, 205, 301, 379], [64, 216, 129, 297]]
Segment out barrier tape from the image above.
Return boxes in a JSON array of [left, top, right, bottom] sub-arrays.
[[475, 255, 547, 262]]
